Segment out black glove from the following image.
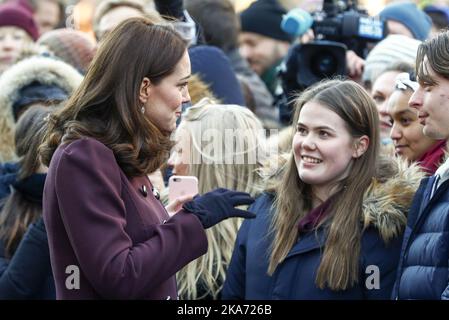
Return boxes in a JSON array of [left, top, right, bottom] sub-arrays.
[[154, 0, 184, 20], [183, 188, 256, 229]]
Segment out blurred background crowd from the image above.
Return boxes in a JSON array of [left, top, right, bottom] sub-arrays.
[[1, 0, 449, 300]]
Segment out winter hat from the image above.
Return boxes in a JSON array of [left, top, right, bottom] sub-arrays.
[[38, 28, 96, 74], [0, 2, 38, 40], [240, 0, 293, 43], [379, 2, 432, 41], [12, 82, 67, 120], [15, 0, 34, 14], [189, 45, 245, 106], [0, 55, 83, 162], [0, 55, 83, 119], [423, 5, 449, 28], [362, 34, 421, 84]]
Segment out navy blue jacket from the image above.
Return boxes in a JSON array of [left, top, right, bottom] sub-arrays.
[[0, 162, 19, 200], [392, 176, 449, 299], [222, 193, 403, 300], [0, 163, 55, 299], [0, 218, 55, 299]]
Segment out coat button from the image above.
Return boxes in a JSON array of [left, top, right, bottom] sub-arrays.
[[152, 187, 160, 200], [140, 185, 148, 197]]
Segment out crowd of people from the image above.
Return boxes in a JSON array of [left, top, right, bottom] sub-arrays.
[[1, 0, 449, 300]]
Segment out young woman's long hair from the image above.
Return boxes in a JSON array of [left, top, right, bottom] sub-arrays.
[[0, 105, 53, 258], [39, 18, 188, 177], [176, 99, 266, 299], [268, 79, 380, 290]]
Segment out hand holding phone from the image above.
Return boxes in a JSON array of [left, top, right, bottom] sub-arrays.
[[167, 176, 199, 216]]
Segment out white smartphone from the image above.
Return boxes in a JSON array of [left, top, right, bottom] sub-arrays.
[[168, 175, 199, 203]]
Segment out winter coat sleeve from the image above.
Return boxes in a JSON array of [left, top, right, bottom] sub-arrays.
[[441, 278, 449, 299], [221, 219, 251, 300], [361, 228, 403, 300], [0, 240, 7, 276], [0, 217, 52, 299], [51, 139, 207, 299]]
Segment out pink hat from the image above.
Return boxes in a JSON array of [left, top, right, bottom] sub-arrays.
[[0, 3, 39, 40]]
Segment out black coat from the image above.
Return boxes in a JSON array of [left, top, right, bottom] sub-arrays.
[[0, 162, 55, 299], [392, 176, 449, 299], [0, 218, 55, 299]]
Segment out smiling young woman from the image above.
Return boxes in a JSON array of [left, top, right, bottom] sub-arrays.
[[223, 79, 423, 300]]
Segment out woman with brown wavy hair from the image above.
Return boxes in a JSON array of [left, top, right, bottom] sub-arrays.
[[39, 17, 255, 300]]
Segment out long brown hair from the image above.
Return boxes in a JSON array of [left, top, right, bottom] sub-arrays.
[[0, 105, 53, 258], [268, 79, 380, 290], [39, 18, 187, 177]]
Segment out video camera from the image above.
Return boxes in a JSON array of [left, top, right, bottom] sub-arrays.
[[277, 0, 386, 124]]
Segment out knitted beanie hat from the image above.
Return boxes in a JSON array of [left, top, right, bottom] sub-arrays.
[[240, 0, 293, 42], [362, 34, 421, 84], [0, 2, 38, 40], [38, 28, 96, 74], [423, 5, 449, 28], [379, 2, 432, 41], [189, 45, 245, 106]]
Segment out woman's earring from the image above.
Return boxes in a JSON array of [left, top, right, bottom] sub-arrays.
[[141, 106, 145, 114]]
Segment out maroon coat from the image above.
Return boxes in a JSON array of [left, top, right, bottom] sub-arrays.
[[43, 137, 207, 299]]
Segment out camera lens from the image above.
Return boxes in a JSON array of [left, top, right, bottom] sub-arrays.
[[311, 51, 338, 77]]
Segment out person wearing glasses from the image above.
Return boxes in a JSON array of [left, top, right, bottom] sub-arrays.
[[387, 72, 446, 175]]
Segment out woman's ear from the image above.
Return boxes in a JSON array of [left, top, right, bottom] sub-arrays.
[[139, 77, 151, 104], [352, 135, 369, 158]]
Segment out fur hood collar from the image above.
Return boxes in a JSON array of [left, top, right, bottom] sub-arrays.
[[260, 155, 425, 242], [362, 156, 424, 242], [0, 55, 83, 117], [0, 56, 83, 162]]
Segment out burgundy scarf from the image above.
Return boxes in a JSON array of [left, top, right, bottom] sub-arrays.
[[417, 140, 446, 175], [297, 198, 333, 233]]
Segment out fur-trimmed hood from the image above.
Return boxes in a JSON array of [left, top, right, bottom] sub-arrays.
[[0, 55, 83, 162], [362, 156, 424, 242], [260, 155, 425, 243]]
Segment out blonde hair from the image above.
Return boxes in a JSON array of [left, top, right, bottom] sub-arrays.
[[187, 74, 219, 105], [93, 0, 163, 39], [176, 98, 267, 299], [269, 79, 380, 290]]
